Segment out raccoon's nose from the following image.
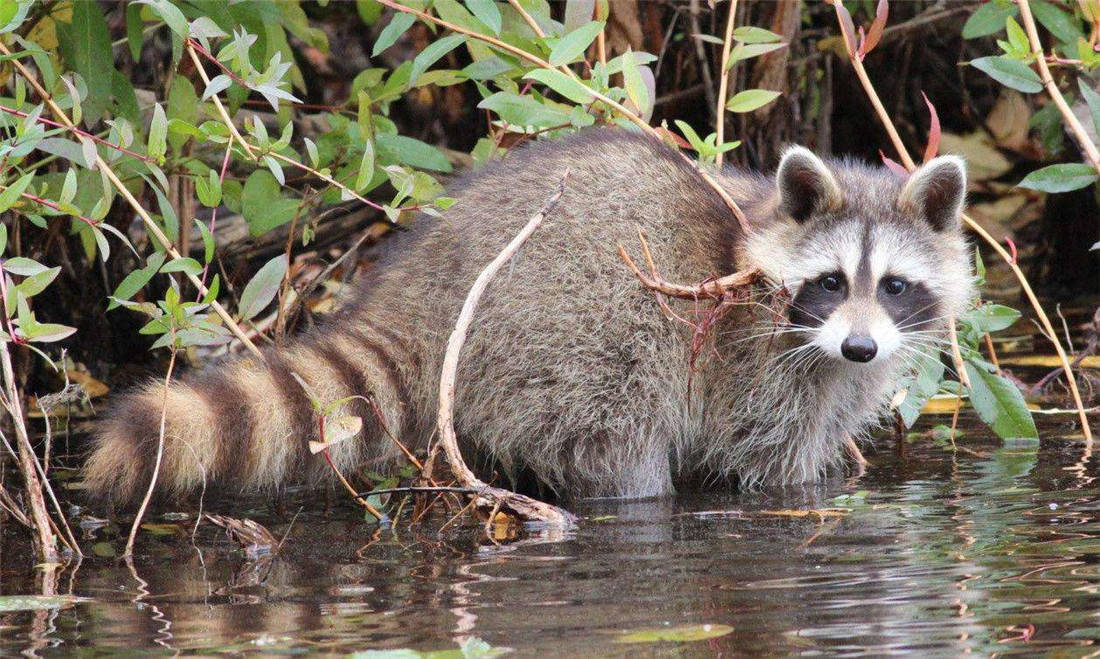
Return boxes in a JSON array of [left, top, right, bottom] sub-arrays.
[[841, 335, 877, 362]]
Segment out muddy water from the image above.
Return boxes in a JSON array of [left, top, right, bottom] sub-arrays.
[[2, 413, 1099, 656]]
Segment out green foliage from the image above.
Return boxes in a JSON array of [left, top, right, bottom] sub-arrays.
[[963, 1, 1100, 198], [1018, 163, 1099, 192], [970, 56, 1042, 93]]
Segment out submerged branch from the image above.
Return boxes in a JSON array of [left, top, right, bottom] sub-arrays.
[[435, 171, 575, 528]]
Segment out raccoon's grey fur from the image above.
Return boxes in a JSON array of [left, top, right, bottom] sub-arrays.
[[83, 130, 973, 504]]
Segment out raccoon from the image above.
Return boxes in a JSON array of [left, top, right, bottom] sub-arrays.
[[83, 130, 973, 504]]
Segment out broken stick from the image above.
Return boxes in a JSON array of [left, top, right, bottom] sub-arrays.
[[435, 171, 576, 528]]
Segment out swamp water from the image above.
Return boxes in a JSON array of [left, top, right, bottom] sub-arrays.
[[2, 413, 1099, 656]]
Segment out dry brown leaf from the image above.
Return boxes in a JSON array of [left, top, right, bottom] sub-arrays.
[[986, 90, 1032, 153], [938, 131, 1012, 181]]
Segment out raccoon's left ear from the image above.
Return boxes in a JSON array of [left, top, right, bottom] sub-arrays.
[[899, 156, 967, 232], [776, 146, 842, 223]]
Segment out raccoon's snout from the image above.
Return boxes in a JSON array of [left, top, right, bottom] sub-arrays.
[[840, 335, 877, 362]]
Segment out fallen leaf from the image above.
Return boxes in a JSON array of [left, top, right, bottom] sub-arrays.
[[616, 624, 734, 643], [986, 89, 1033, 153], [938, 131, 1012, 181]]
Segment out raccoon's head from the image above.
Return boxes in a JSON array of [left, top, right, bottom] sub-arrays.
[[745, 146, 974, 366]]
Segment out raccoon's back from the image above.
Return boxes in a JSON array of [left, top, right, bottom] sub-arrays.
[[84, 130, 753, 504]]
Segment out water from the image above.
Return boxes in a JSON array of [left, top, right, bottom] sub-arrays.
[[2, 413, 1098, 656]]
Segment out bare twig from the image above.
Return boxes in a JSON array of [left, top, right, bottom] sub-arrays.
[[125, 346, 178, 556], [689, 0, 717, 123], [0, 339, 57, 561], [435, 171, 575, 527], [714, 0, 739, 166], [185, 41, 255, 160], [618, 242, 761, 298], [1017, 0, 1100, 172], [843, 435, 868, 477]]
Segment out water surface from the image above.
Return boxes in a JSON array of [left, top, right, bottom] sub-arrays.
[[2, 413, 1098, 656]]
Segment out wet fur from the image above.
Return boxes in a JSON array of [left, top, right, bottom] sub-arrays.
[[84, 130, 972, 504]]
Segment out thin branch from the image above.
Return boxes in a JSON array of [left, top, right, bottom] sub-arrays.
[[714, 0, 739, 167], [1017, 0, 1100, 172], [0, 104, 155, 163], [125, 345, 177, 557], [0, 186, 99, 227], [0, 40, 264, 360], [618, 242, 761, 298], [185, 40, 256, 160], [435, 171, 575, 526], [829, 5, 1092, 443]]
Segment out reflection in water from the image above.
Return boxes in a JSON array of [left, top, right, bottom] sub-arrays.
[[2, 414, 1099, 655]]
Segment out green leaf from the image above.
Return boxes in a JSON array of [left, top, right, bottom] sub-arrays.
[[0, 172, 34, 213], [27, 323, 77, 343], [195, 219, 215, 264], [65, 0, 113, 125], [725, 88, 780, 113], [732, 26, 782, 43], [238, 254, 288, 321], [477, 92, 573, 128], [729, 42, 786, 66], [548, 21, 604, 67], [357, 0, 383, 25], [167, 76, 198, 152], [523, 69, 593, 104], [1004, 17, 1028, 54], [60, 169, 77, 206], [148, 103, 167, 162], [1079, 78, 1100, 138], [467, 0, 502, 35], [964, 362, 1038, 440], [620, 48, 649, 116], [242, 170, 300, 235], [1017, 163, 1099, 193], [195, 169, 222, 208], [960, 304, 1021, 334], [898, 352, 947, 428], [409, 34, 466, 87], [1030, 0, 1083, 45], [969, 56, 1043, 93], [125, 4, 144, 61], [15, 266, 60, 298], [160, 257, 202, 276], [356, 140, 375, 191], [109, 251, 166, 310], [134, 0, 188, 38], [374, 134, 453, 172], [3, 256, 47, 276], [963, 1, 1017, 39], [372, 12, 416, 56]]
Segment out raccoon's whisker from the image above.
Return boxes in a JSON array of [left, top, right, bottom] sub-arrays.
[[721, 327, 815, 345], [786, 303, 828, 326], [894, 302, 946, 329], [894, 344, 958, 379]]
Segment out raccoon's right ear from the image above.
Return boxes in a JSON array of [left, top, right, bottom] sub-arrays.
[[776, 146, 842, 224], [900, 155, 967, 232]]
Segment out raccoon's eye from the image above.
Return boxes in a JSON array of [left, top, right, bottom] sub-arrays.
[[819, 274, 842, 292], [882, 277, 908, 296]]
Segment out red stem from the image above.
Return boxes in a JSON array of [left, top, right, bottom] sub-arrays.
[[0, 104, 155, 164]]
